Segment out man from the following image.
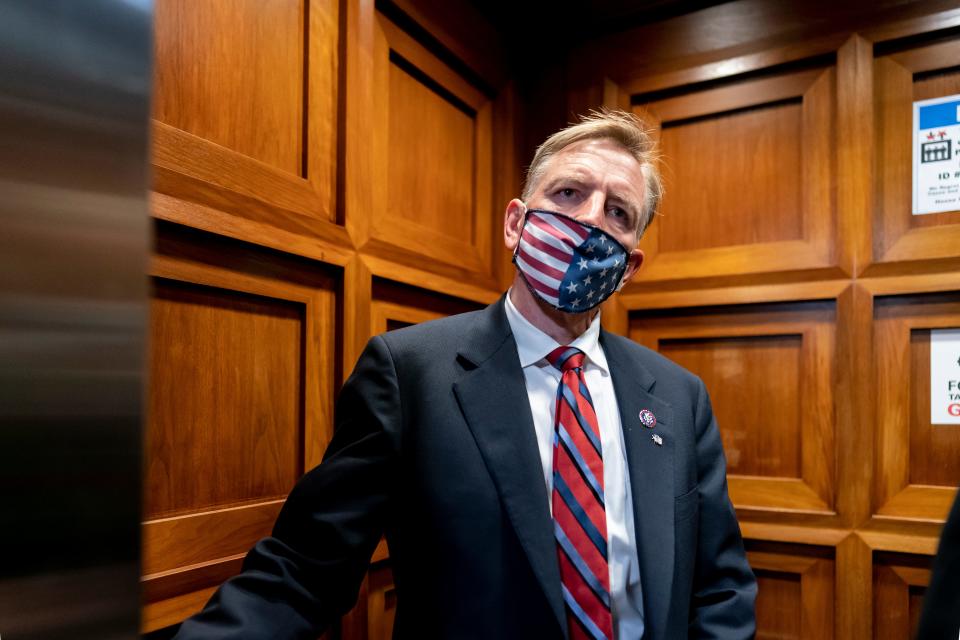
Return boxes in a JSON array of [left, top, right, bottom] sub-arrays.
[[175, 110, 757, 639]]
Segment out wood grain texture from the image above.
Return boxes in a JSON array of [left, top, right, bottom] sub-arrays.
[[836, 534, 873, 640], [661, 334, 802, 477], [154, 0, 303, 174], [658, 102, 803, 252], [631, 301, 835, 513], [874, 36, 960, 267], [873, 552, 931, 640], [747, 542, 835, 640], [874, 292, 960, 522], [837, 35, 874, 277], [386, 58, 475, 239], [630, 65, 834, 282], [148, 280, 303, 517]]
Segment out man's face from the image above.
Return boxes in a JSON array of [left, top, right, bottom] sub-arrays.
[[504, 138, 646, 287]]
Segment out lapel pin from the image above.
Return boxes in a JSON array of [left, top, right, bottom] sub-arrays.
[[639, 409, 657, 428], [652, 434, 663, 446]]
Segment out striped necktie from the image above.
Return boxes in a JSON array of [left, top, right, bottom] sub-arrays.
[[547, 346, 613, 640]]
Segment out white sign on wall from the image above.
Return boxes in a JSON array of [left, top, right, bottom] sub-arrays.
[[930, 328, 960, 425], [913, 94, 960, 215]]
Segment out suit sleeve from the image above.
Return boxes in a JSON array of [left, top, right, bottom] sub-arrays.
[[688, 378, 758, 639], [174, 335, 401, 639]]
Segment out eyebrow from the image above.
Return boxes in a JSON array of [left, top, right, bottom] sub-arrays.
[[543, 174, 641, 226]]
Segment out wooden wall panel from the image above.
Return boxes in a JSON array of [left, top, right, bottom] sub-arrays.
[[630, 66, 836, 283], [148, 281, 303, 516], [659, 102, 803, 252], [874, 291, 960, 523], [873, 552, 931, 640], [630, 301, 835, 515], [141, 225, 337, 634], [748, 542, 835, 640], [151, 0, 348, 253], [874, 37, 960, 267], [154, 0, 304, 174], [344, 10, 498, 289]]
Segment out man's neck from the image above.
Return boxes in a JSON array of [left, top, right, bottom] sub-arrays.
[[508, 275, 599, 345]]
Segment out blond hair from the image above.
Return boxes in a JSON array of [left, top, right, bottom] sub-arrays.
[[522, 109, 662, 237]]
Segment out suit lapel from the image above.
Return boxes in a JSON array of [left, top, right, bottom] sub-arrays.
[[452, 299, 567, 636], [601, 331, 675, 640]]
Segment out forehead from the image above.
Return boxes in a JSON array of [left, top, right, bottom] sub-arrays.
[[537, 138, 645, 197]]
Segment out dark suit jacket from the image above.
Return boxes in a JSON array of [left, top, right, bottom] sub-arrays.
[[916, 490, 960, 639], [175, 297, 756, 639]]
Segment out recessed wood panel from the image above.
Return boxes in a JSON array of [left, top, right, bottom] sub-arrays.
[[909, 328, 960, 486], [630, 67, 835, 282], [748, 542, 834, 640], [371, 277, 483, 335], [148, 280, 303, 517], [755, 571, 801, 640], [351, 13, 495, 280], [659, 103, 803, 252], [875, 292, 960, 522], [910, 68, 960, 231], [661, 335, 802, 477], [873, 552, 931, 640], [388, 58, 475, 241], [875, 39, 960, 265], [631, 301, 835, 514], [142, 224, 337, 634], [154, 0, 303, 174]]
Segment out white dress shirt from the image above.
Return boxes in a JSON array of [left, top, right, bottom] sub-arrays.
[[504, 291, 645, 639]]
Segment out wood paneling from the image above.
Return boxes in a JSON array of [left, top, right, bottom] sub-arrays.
[[345, 10, 497, 285], [874, 292, 960, 523], [748, 542, 834, 640], [630, 66, 835, 282], [141, 225, 337, 633], [659, 102, 803, 252], [154, 0, 304, 174], [631, 301, 835, 514], [148, 281, 303, 516], [874, 38, 960, 268], [151, 0, 343, 246], [661, 334, 802, 478], [873, 552, 931, 640]]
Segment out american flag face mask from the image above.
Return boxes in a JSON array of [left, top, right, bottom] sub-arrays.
[[512, 208, 629, 313]]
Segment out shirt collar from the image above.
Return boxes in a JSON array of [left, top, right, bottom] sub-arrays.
[[504, 289, 609, 374]]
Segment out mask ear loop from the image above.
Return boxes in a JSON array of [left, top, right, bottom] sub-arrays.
[[510, 202, 528, 263]]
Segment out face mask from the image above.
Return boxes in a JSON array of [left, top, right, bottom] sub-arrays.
[[512, 208, 630, 313]]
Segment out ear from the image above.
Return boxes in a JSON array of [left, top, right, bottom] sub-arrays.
[[619, 247, 645, 287], [503, 198, 526, 252]]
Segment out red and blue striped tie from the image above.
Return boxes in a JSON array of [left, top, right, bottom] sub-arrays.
[[547, 346, 613, 640]]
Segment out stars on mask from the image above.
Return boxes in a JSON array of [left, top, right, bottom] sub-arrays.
[[583, 274, 593, 286], [570, 297, 582, 308], [599, 267, 608, 278], [584, 243, 595, 254], [565, 281, 579, 294], [606, 245, 616, 256], [586, 289, 596, 300], [577, 257, 589, 271]]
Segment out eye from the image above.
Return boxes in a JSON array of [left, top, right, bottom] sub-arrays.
[[557, 187, 577, 198], [606, 206, 626, 219]]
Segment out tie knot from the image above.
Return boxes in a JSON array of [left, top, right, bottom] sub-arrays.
[[546, 346, 585, 373]]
